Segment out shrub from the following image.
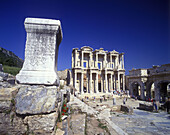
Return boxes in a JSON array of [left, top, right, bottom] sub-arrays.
[[3, 65, 21, 76]]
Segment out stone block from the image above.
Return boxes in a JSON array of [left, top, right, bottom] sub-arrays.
[[24, 112, 58, 134], [69, 114, 86, 135], [7, 78, 16, 85], [0, 113, 27, 134], [0, 71, 8, 81], [0, 100, 11, 113], [15, 86, 60, 114], [137, 103, 153, 111], [111, 105, 121, 111], [0, 87, 18, 101], [121, 105, 133, 114], [16, 18, 63, 85]]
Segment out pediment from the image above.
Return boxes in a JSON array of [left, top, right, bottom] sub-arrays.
[[81, 46, 93, 51], [110, 50, 119, 54]]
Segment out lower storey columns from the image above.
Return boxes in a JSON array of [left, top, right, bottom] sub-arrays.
[[74, 71, 77, 89], [117, 73, 120, 91], [89, 71, 92, 93], [105, 71, 108, 92], [96, 73, 98, 93], [123, 74, 125, 91], [110, 74, 113, 91], [81, 73, 84, 94]]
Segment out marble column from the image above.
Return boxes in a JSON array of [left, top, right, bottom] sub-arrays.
[[90, 71, 92, 93], [114, 75, 116, 90], [123, 74, 125, 91], [96, 53, 98, 68], [96, 73, 98, 93], [81, 72, 84, 94], [154, 82, 160, 101], [111, 73, 113, 91], [104, 54, 107, 68], [74, 71, 77, 89], [117, 73, 120, 91], [122, 55, 124, 69], [101, 74, 103, 93], [105, 70, 108, 92], [75, 50, 77, 67], [72, 53, 74, 68], [86, 73, 89, 93], [140, 82, 145, 100], [90, 53, 92, 68], [81, 51, 84, 68], [110, 55, 112, 68]]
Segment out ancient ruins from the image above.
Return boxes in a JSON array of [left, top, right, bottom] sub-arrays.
[[16, 18, 62, 85], [71, 46, 125, 94], [126, 64, 170, 101]]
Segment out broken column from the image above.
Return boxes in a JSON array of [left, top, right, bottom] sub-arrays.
[[16, 18, 62, 85]]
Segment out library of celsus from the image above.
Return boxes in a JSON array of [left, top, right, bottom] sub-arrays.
[[71, 46, 125, 94]]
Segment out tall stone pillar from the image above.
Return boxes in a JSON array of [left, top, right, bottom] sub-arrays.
[[101, 74, 103, 93], [90, 53, 92, 68], [117, 55, 119, 69], [72, 53, 73, 68], [105, 70, 108, 92], [81, 72, 84, 94], [75, 50, 77, 67], [16, 18, 62, 86], [81, 51, 84, 68], [96, 53, 98, 68], [104, 54, 107, 68], [114, 75, 116, 90], [74, 71, 77, 89], [154, 82, 160, 101], [90, 71, 92, 93], [96, 73, 98, 93], [117, 73, 120, 91], [123, 74, 125, 91], [122, 55, 124, 69], [111, 74, 113, 91], [140, 82, 145, 100], [86, 73, 89, 93], [110, 55, 112, 68]]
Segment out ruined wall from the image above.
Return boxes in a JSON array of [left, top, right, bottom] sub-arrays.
[[0, 72, 63, 135]]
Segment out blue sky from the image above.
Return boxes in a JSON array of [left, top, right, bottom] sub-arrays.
[[0, 0, 169, 74]]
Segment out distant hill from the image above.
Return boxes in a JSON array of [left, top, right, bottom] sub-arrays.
[[0, 47, 23, 68]]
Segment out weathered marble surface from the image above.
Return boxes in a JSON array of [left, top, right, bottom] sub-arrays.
[[15, 85, 61, 114], [16, 18, 63, 85]]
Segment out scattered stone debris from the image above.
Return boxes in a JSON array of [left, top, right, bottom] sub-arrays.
[[137, 103, 154, 112], [121, 105, 133, 114]]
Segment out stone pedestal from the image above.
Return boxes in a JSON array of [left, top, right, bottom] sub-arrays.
[[16, 18, 63, 85]]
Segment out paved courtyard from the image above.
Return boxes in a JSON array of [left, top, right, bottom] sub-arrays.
[[111, 109, 170, 135], [84, 96, 170, 135]]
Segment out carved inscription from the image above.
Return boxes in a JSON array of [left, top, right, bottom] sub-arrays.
[[25, 32, 56, 67]]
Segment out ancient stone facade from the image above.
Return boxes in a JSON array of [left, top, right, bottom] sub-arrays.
[[16, 18, 62, 85], [126, 64, 170, 102], [71, 46, 125, 94]]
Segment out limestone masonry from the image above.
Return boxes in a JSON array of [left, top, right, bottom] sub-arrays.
[[16, 18, 63, 85], [126, 64, 170, 101], [71, 46, 125, 94]]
